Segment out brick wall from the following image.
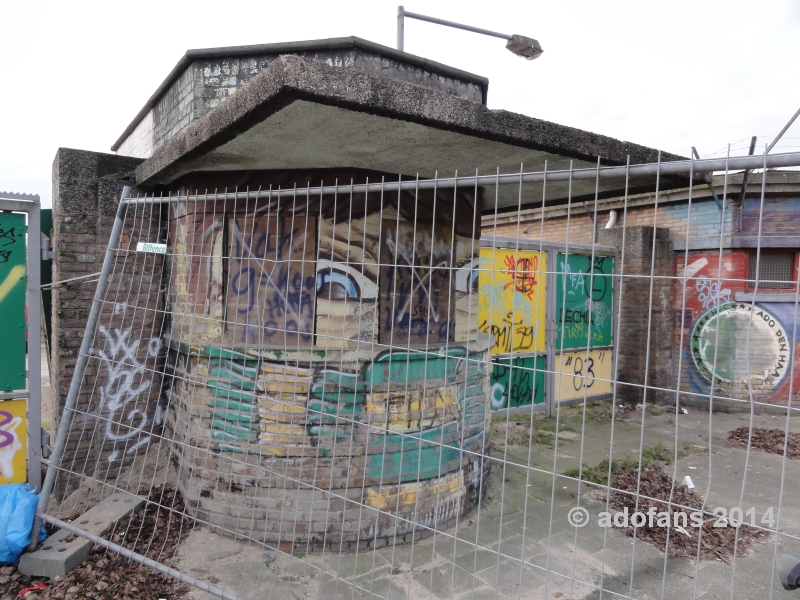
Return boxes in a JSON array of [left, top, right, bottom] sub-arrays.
[[489, 198, 732, 252], [51, 148, 159, 496], [597, 226, 674, 404]]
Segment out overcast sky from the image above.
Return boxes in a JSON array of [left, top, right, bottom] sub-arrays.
[[2, 0, 799, 207]]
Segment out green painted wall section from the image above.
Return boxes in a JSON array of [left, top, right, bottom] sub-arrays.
[[556, 254, 614, 349], [0, 213, 27, 392], [489, 354, 546, 410]]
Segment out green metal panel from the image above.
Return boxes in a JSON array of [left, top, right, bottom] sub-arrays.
[[556, 253, 614, 349], [489, 354, 546, 410], [0, 213, 27, 392]]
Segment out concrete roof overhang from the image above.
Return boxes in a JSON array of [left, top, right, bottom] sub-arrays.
[[135, 54, 689, 213]]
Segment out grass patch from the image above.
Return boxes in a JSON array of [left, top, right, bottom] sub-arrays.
[[562, 459, 619, 485]]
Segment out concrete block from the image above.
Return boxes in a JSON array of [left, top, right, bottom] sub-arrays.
[[18, 492, 145, 578]]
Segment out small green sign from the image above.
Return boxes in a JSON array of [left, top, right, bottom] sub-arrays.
[[0, 213, 27, 391], [489, 354, 545, 410], [556, 254, 613, 349]]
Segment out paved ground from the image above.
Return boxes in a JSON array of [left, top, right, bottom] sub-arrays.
[[172, 402, 800, 600]]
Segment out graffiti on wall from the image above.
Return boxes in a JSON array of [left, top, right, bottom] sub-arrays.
[[554, 349, 612, 402], [676, 252, 799, 401], [380, 221, 454, 345], [478, 248, 546, 355], [0, 399, 26, 484], [556, 254, 613, 349], [316, 214, 380, 348], [168, 208, 225, 343], [489, 355, 545, 410], [0, 212, 26, 392], [453, 236, 480, 343], [227, 215, 316, 347], [174, 342, 489, 467], [96, 322, 162, 463], [690, 302, 790, 388]]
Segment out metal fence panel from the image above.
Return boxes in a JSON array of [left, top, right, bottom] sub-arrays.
[[32, 152, 800, 600]]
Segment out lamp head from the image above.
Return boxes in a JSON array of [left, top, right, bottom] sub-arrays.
[[506, 34, 543, 60]]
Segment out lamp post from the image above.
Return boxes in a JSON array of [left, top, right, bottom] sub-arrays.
[[396, 6, 543, 60]]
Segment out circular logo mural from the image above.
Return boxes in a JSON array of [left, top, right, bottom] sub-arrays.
[[691, 302, 790, 386]]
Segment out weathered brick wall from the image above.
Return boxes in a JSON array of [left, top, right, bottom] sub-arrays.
[[167, 342, 492, 552], [488, 198, 733, 251], [51, 148, 165, 496], [489, 212, 595, 245], [597, 227, 674, 404]]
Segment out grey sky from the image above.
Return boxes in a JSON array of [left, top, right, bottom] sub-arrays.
[[2, 0, 798, 207]]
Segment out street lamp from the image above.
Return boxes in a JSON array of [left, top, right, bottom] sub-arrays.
[[396, 6, 543, 60]]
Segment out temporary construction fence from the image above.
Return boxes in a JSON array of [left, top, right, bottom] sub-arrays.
[[31, 150, 800, 599]]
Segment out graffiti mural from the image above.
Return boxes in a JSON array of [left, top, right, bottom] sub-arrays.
[[478, 248, 546, 355], [167, 337, 491, 546], [227, 215, 316, 347], [676, 252, 800, 403], [316, 214, 381, 349], [380, 221, 454, 345], [168, 206, 226, 344], [556, 254, 613, 349], [690, 302, 790, 388], [0, 212, 26, 392], [0, 399, 26, 484], [553, 349, 612, 403], [159, 182, 488, 548]]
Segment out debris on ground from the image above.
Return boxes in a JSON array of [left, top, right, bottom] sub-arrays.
[[728, 427, 800, 458], [606, 464, 768, 561], [1, 484, 190, 600]]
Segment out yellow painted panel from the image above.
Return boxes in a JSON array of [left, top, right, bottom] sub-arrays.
[[478, 248, 546, 355], [554, 349, 612, 402], [0, 399, 27, 485]]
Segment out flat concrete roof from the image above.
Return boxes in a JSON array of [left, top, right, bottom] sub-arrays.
[[112, 36, 490, 152], [134, 53, 688, 211]]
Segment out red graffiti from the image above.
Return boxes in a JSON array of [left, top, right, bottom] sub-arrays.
[[503, 254, 538, 299]]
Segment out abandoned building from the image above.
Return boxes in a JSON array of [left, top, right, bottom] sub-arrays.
[[51, 36, 690, 548]]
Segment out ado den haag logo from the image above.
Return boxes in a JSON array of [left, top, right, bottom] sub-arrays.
[[691, 302, 790, 386]]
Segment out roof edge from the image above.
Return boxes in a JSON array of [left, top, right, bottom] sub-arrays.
[[110, 36, 490, 152]]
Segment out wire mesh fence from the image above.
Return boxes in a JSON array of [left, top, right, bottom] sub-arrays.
[[35, 150, 800, 599]]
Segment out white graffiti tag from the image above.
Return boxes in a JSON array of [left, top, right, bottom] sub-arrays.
[[584, 297, 610, 328], [95, 326, 161, 462], [695, 276, 731, 310]]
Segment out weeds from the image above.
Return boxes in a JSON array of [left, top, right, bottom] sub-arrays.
[[562, 442, 700, 485]]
